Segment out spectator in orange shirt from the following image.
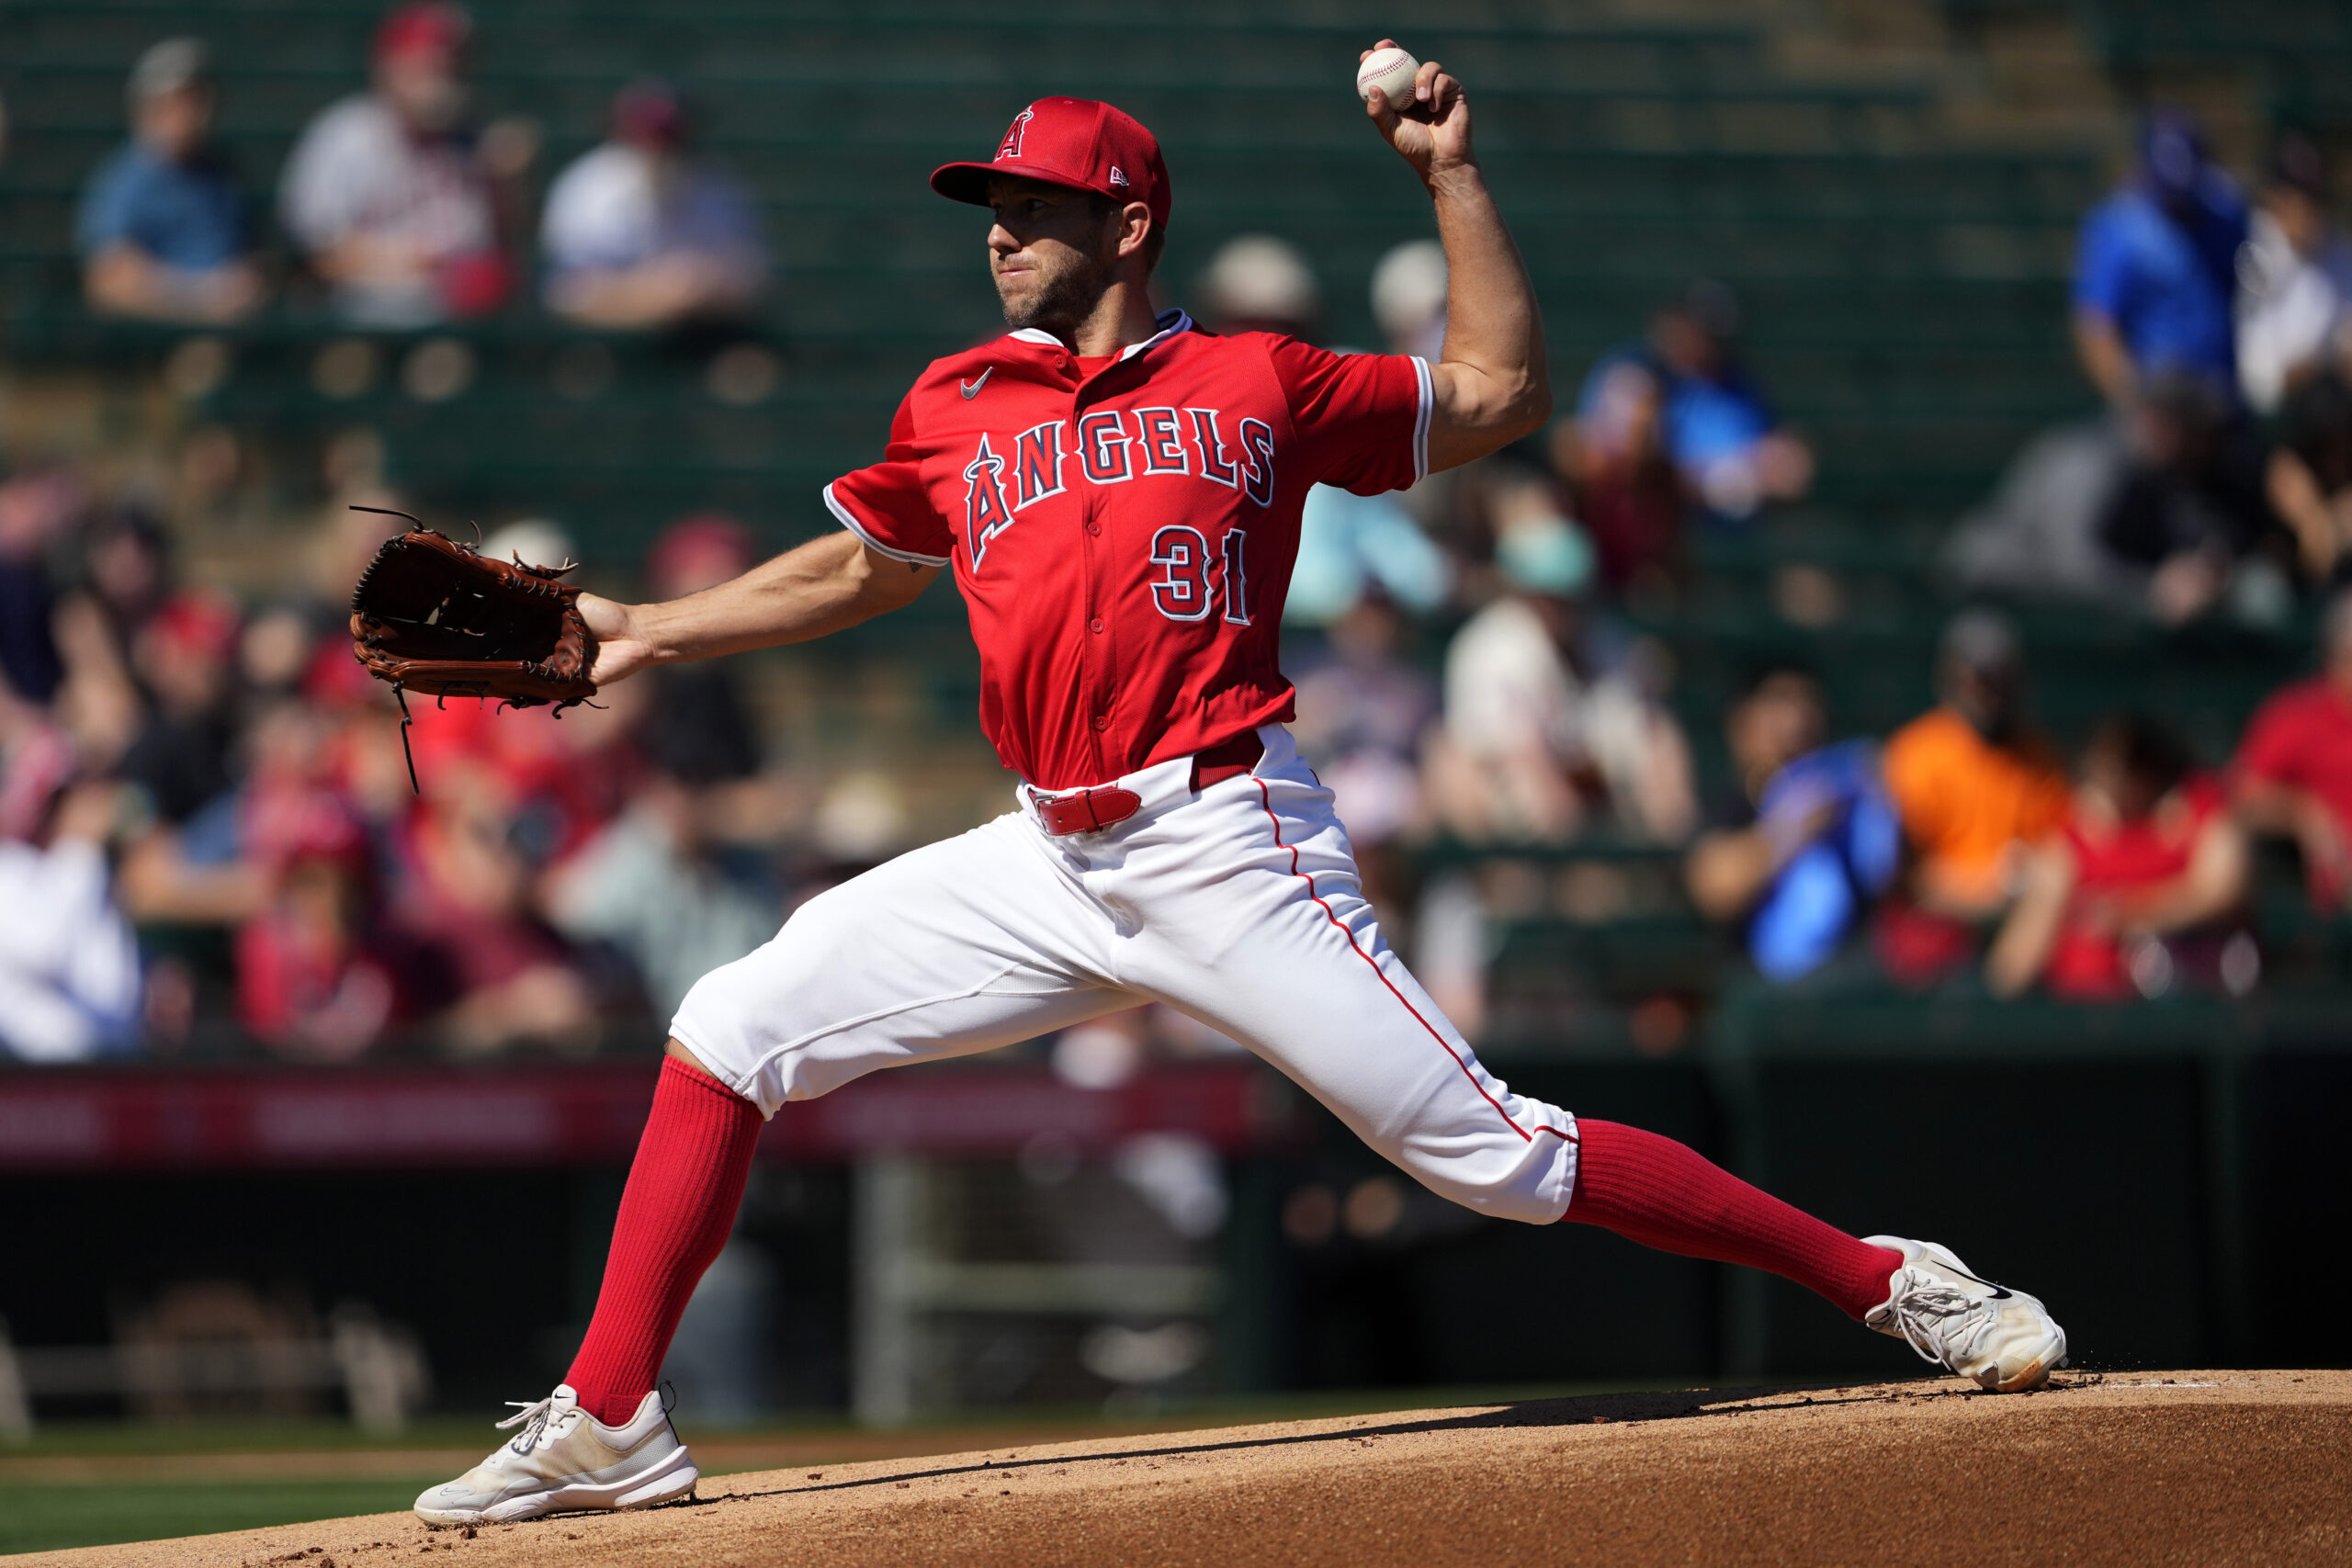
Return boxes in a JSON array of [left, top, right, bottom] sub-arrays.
[[1883, 612, 2070, 920], [2233, 587, 2352, 908]]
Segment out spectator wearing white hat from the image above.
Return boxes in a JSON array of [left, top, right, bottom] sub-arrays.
[[1371, 238, 1447, 361], [1194, 235, 1453, 624]]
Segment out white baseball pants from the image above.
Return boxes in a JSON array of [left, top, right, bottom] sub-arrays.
[[672, 725, 1579, 1224]]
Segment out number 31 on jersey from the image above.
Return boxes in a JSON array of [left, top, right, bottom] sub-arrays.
[[1148, 526, 1251, 626]]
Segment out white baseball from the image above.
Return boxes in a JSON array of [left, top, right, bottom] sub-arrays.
[[1355, 46, 1420, 110]]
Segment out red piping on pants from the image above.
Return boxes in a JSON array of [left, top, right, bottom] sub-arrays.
[[1253, 778, 1576, 1146]]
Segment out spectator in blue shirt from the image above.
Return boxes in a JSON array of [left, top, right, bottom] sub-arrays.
[[75, 39, 262, 324], [1571, 281, 1814, 526], [2073, 110, 2249, 407], [1685, 666, 1899, 984]]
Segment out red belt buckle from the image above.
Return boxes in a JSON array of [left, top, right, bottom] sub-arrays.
[[1034, 784, 1143, 836]]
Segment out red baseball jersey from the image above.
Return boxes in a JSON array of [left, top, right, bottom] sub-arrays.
[[825, 310, 1433, 790]]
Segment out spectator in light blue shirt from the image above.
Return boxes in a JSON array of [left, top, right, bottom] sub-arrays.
[[75, 39, 263, 323], [542, 82, 767, 329], [2073, 109, 2249, 407]]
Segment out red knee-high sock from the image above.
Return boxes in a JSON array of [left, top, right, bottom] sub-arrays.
[[565, 1055, 763, 1426], [1562, 1120, 1904, 1320]]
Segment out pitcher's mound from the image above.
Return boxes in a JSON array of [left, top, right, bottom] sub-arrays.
[[17, 1370, 2348, 1567]]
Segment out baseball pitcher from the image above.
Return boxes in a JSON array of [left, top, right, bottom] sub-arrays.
[[412, 45, 2066, 1527]]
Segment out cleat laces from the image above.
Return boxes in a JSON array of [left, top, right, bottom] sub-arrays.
[[495, 1394, 572, 1454], [1881, 1270, 1998, 1371]]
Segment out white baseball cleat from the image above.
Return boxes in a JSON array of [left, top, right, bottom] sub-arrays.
[[413, 1384, 698, 1527], [1861, 1235, 2068, 1393]]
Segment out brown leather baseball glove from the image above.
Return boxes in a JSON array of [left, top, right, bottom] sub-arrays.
[[348, 511, 598, 712]]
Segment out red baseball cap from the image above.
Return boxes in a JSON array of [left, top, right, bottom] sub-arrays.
[[374, 2, 470, 64], [932, 97, 1171, 233]]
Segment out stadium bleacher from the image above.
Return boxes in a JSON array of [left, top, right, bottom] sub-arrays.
[[0, 0, 2335, 1025], [1, 1, 2098, 536]]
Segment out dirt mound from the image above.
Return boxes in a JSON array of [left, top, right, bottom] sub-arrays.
[[14, 1371, 2347, 1567]]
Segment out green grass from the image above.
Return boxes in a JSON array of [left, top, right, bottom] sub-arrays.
[[0, 1477, 445, 1556]]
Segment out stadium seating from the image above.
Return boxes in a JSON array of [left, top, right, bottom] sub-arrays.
[[0, 0, 2098, 547], [0, 0, 2340, 1032]]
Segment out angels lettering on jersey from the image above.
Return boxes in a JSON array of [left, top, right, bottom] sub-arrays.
[[820, 309, 1430, 788], [961, 403, 1273, 626]]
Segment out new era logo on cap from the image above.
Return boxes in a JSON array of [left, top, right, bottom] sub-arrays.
[[933, 96, 1171, 231]]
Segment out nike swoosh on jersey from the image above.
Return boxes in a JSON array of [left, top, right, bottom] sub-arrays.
[[961, 367, 994, 400]]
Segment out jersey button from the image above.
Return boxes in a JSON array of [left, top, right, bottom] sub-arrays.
[[1084, 521, 1102, 536], [1092, 714, 1110, 732], [1090, 617, 1105, 635]]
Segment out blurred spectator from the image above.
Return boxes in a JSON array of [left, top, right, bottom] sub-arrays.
[[1883, 612, 2070, 921], [391, 764, 596, 1054], [542, 81, 766, 330], [635, 513, 764, 785], [1191, 236, 1451, 625], [1552, 355, 1686, 597], [478, 517, 575, 575], [2233, 587, 2352, 908], [0, 717, 141, 1062], [1371, 239, 1447, 361], [118, 662, 338, 938], [2235, 133, 2352, 417], [544, 770, 780, 1019], [2265, 370, 2352, 585], [0, 468, 81, 705], [534, 516, 782, 1020], [2073, 110, 2248, 408], [49, 502, 165, 767], [76, 39, 263, 324], [1944, 419, 2135, 604], [1990, 716, 2250, 999], [1424, 493, 1693, 845], [1570, 281, 1812, 527], [279, 3, 524, 325], [1289, 592, 1438, 918], [1194, 233, 1320, 338], [1366, 238, 1478, 564], [119, 587, 243, 826], [1951, 375, 2283, 623], [1685, 667, 1899, 983], [232, 712, 411, 1060], [2097, 372, 2282, 626]]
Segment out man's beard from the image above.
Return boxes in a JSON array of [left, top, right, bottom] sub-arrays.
[[1001, 245, 1111, 334]]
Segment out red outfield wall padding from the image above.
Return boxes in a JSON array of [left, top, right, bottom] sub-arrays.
[[0, 1061, 1297, 1171]]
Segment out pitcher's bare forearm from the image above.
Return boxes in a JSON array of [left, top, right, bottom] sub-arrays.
[[1358, 42, 1551, 471], [1426, 163, 1550, 469], [582, 534, 936, 684]]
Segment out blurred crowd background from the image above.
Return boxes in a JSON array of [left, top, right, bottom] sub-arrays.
[[7, 3, 2352, 1067], [4, 0, 2351, 1426]]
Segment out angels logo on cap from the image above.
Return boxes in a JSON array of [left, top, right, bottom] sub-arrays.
[[933, 96, 1172, 232], [996, 106, 1034, 162]]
